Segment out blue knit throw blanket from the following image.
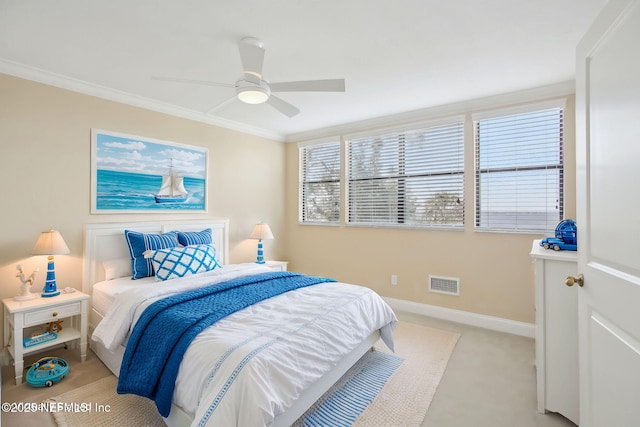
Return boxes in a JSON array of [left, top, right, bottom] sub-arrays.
[[117, 271, 335, 417]]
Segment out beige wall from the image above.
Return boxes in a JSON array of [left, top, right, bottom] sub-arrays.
[[0, 74, 285, 330], [284, 95, 576, 324], [0, 72, 575, 337]]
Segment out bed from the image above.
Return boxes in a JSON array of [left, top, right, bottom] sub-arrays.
[[82, 219, 397, 426]]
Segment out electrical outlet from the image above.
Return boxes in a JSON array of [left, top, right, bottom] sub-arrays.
[[391, 275, 398, 285]]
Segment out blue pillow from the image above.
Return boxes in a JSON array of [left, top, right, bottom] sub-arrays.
[[177, 228, 212, 246], [145, 244, 221, 281], [124, 230, 179, 279]]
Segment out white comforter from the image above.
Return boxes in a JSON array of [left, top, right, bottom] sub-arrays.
[[92, 264, 397, 426]]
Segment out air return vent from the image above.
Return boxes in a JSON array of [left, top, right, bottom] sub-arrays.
[[429, 275, 460, 296]]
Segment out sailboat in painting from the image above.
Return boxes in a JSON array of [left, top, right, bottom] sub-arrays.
[[154, 159, 188, 203]]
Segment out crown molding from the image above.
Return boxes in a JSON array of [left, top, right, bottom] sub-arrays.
[[1, 58, 575, 145], [0, 58, 286, 142]]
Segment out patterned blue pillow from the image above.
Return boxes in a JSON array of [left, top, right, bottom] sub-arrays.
[[145, 244, 221, 281], [124, 230, 179, 279], [176, 228, 212, 246]]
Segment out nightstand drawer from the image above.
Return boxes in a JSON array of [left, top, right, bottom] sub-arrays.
[[24, 302, 81, 327]]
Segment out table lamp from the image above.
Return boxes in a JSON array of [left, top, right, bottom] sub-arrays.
[[249, 223, 274, 264], [32, 229, 70, 297]]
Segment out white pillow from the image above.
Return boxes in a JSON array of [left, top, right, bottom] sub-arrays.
[[103, 257, 132, 281]]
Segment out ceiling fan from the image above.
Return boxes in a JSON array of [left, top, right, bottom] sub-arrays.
[[152, 37, 346, 118]]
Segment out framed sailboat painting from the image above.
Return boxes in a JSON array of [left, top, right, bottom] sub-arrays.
[[90, 129, 208, 213]]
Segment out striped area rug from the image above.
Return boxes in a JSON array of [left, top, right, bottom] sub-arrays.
[[294, 321, 460, 427], [299, 351, 404, 426]]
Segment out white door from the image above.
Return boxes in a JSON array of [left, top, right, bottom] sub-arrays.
[[575, 0, 640, 426]]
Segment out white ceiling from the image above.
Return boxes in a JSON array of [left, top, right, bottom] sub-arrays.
[[0, 0, 605, 141]]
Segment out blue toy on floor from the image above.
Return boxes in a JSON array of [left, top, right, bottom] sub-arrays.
[[25, 357, 69, 387]]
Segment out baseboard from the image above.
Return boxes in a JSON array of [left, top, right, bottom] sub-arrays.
[[384, 297, 535, 338]]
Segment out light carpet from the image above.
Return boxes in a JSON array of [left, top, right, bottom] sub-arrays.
[[49, 322, 459, 427]]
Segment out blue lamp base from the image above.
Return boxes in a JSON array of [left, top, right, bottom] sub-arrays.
[[42, 257, 60, 298], [255, 239, 265, 264]]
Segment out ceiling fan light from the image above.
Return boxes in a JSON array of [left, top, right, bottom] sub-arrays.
[[237, 86, 269, 104]]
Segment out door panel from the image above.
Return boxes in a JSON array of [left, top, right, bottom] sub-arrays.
[[590, 312, 640, 426], [576, 0, 640, 426], [588, 1, 640, 272]]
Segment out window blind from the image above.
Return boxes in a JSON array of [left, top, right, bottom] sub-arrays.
[[300, 141, 341, 223], [474, 107, 564, 232], [347, 121, 464, 228]]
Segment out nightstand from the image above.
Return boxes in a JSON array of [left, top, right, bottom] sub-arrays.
[[3, 290, 89, 385], [265, 261, 288, 272]]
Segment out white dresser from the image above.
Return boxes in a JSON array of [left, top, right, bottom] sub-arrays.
[[530, 240, 579, 425]]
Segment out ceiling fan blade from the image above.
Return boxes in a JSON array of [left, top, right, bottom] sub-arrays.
[[151, 76, 234, 88], [267, 95, 300, 118], [206, 95, 238, 115], [238, 37, 265, 83], [269, 79, 345, 92]]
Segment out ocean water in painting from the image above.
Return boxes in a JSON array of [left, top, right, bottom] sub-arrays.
[[96, 169, 205, 211]]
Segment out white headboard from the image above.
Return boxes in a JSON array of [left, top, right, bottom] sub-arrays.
[[82, 218, 229, 296]]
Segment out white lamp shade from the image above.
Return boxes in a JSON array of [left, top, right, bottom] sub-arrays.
[[249, 223, 274, 240], [32, 229, 70, 255]]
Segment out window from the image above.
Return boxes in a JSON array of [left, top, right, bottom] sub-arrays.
[[299, 141, 341, 224], [474, 103, 564, 232], [346, 121, 464, 228]]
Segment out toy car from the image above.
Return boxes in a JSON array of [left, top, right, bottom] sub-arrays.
[[25, 357, 69, 387], [541, 219, 577, 251]]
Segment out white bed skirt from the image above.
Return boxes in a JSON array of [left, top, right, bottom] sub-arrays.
[[90, 318, 380, 427]]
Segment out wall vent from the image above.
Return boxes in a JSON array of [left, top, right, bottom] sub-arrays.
[[429, 275, 460, 296]]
